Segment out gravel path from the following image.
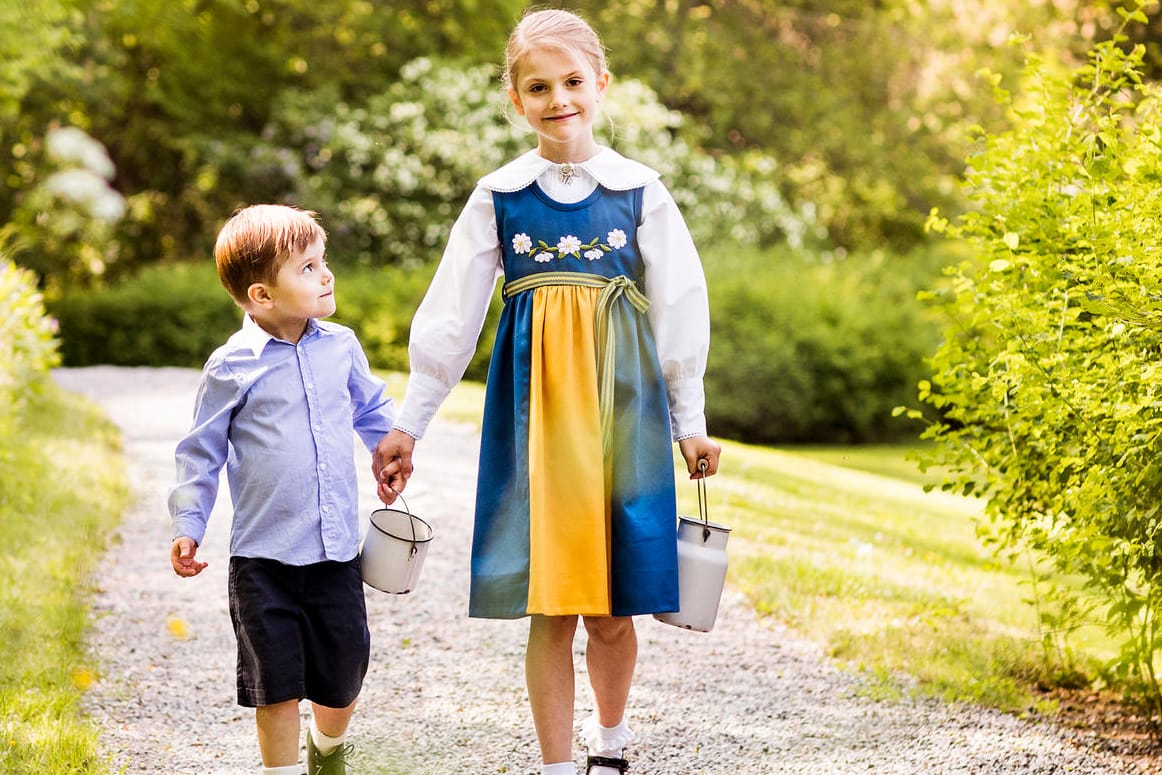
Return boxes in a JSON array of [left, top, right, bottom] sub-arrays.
[[56, 366, 1150, 774]]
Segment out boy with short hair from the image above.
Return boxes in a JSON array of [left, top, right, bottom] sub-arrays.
[[168, 204, 394, 774]]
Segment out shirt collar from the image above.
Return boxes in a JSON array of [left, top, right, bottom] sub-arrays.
[[238, 314, 327, 356], [477, 146, 660, 193]]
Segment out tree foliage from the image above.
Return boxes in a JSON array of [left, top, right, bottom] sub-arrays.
[[918, 3, 1162, 715]]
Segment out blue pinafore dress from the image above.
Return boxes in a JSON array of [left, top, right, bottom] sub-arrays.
[[469, 181, 680, 619]]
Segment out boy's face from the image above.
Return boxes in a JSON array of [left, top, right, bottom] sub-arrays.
[[248, 235, 335, 331]]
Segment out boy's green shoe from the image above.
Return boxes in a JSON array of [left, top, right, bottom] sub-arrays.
[[307, 733, 353, 775]]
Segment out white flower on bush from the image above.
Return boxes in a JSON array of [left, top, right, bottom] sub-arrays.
[[46, 126, 116, 180], [584, 249, 603, 261], [557, 235, 582, 258], [512, 233, 532, 254], [43, 169, 126, 221], [607, 229, 627, 249]]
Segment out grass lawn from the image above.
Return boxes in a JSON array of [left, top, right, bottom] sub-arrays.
[[0, 380, 128, 774], [712, 438, 1110, 711]]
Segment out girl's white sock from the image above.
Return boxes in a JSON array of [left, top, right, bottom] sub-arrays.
[[309, 719, 345, 755], [542, 762, 575, 775], [581, 715, 633, 758], [582, 715, 632, 774], [261, 766, 300, 775]]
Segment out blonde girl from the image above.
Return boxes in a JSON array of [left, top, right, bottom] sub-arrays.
[[374, 9, 721, 774]]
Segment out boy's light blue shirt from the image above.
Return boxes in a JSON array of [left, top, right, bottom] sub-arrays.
[[168, 315, 395, 565]]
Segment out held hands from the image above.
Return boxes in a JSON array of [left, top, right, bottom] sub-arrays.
[[373, 428, 416, 505], [171, 536, 208, 577], [678, 435, 722, 479]]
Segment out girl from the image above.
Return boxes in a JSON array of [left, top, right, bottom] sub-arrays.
[[373, 9, 721, 774]]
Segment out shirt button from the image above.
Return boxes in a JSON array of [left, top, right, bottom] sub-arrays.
[[319, 463, 328, 471], [313, 424, 322, 431], [322, 506, 330, 513]]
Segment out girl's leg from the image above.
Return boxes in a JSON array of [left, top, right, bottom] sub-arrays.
[[255, 698, 301, 767], [526, 614, 580, 763], [581, 616, 637, 725]]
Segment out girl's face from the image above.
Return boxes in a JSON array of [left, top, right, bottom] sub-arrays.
[[508, 44, 609, 162]]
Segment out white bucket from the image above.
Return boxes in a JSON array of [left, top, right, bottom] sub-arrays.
[[654, 465, 730, 632], [360, 497, 433, 594]]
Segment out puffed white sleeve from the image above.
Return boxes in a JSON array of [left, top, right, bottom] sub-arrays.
[[638, 180, 710, 440], [395, 186, 502, 439]]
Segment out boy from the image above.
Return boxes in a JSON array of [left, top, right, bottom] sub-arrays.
[[168, 204, 394, 775]]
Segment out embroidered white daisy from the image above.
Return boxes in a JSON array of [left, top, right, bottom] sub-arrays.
[[584, 249, 603, 261], [607, 229, 627, 249], [534, 252, 553, 263], [512, 233, 533, 254], [557, 235, 582, 258]]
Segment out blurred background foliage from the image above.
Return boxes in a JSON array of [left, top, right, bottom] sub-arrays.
[[4, 0, 1158, 444]]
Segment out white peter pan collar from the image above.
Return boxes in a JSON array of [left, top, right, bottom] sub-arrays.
[[477, 147, 660, 193]]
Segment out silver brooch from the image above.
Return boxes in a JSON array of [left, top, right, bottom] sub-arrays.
[[559, 162, 576, 184]]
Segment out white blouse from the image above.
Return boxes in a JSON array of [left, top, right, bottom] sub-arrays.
[[395, 147, 710, 442]]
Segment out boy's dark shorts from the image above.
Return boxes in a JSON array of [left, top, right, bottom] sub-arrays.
[[228, 555, 369, 709]]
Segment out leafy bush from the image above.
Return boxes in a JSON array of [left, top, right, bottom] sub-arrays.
[[51, 261, 239, 368], [916, 6, 1162, 715], [49, 260, 478, 378], [0, 256, 59, 436], [705, 246, 943, 445], [248, 58, 813, 269]]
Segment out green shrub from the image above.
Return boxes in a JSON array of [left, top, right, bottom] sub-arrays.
[[704, 246, 944, 444], [53, 245, 943, 446], [50, 259, 488, 378], [0, 257, 60, 435], [917, 9, 1162, 716], [52, 261, 240, 368]]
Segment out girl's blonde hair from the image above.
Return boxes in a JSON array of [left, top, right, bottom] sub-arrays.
[[503, 8, 608, 92], [214, 204, 325, 305]]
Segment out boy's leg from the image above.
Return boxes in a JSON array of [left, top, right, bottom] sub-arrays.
[[255, 698, 301, 767], [310, 697, 358, 743], [526, 614, 579, 765]]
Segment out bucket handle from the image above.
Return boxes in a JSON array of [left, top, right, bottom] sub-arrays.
[[389, 489, 419, 559], [696, 458, 710, 542]]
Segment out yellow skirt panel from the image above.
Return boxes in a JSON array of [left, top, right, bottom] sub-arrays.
[[526, 286, 610, 615]]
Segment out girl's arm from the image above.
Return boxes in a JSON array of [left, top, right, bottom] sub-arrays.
[[393, 186, 503, 441], [638, 180, 711, 443]]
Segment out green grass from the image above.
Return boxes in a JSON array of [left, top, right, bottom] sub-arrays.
[[692, 438, 1108, 712], [0, 380, 128, 774]]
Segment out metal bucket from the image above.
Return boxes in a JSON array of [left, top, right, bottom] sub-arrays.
[[654, 463, 730, 632], [360, 494, 433, 594]]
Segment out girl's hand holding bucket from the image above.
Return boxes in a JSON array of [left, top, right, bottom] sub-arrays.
[[372, 429, 416, 505]]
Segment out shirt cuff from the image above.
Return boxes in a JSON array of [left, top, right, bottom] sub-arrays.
[[396, 371, 454, 440], [667, 376, 707, 440]]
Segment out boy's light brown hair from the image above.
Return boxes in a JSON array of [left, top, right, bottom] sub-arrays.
[[213, 204, 326, 305]]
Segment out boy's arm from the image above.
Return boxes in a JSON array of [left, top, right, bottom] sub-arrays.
[[347, 333, 396, 451], [167, 362, 240, 568]]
